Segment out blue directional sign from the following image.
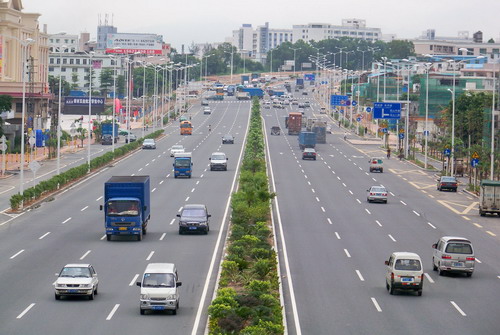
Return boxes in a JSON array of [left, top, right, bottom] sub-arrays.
[[399, 133, 405, 139], [423, 130, 430, 136], [330, 95, 349, 106], [373, 102, 402, 119], [366, 107, 372, 112], [444, 148, 451, 156], [356, 117, 361, 122], [352, 100, 358, 107], [380, 128, 388, 133], [471, 158, 479, 167], [304, 73, 316, 81]]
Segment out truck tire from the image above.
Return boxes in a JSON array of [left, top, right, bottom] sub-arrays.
[[138, 231, 143, 241], [479, 209, 485, 217], [142, 225, 147, 235], [106, 234, 111, 241]]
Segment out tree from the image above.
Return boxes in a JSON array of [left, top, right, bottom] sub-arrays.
[[99, 68, 114, 97], [385, 40, 415, 59], [116, 74, 125, 96], [0, 95, 12, 137], [488, 38, 495, 43], [71, 73, 79, 90], [48, 75, 71, 96]]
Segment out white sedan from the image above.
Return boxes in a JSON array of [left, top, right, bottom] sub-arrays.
[[170, 145, 185, 157], [54, 264, 99, 300]]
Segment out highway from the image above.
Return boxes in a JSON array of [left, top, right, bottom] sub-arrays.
[[0, 98, 250, 334], [266, 85, 500, 334]]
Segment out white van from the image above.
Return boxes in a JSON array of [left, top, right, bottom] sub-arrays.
[[385, 252, 424, 296], [137, 263, 182, 315]]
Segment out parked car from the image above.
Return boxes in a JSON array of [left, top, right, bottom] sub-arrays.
[[209, 152, 228, 171], [142, 138, 156, 149], [369, 157, 384, 173], [385, 252, 423, 296], [54, 264, 99, 300], [437, 176, 458, 192], [125, 134, 137, 143], [170, 145, 185, 157], [222, 134, 234, 144], [137, 263, 181, 315], [367, 185, 388, 203], [432, 236, 475, 277], [292, 99, 299, 105], [177, 204, 211, 234], [302, 148, 317, 160]]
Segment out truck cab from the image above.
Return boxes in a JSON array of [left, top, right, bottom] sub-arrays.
[[173, 153, 193, 178]]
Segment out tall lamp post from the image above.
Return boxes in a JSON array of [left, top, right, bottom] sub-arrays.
[[291, 47, 301, 77], [491, 59, 498, 180], [423, 61, 433, 169], [56, 44, 68, 175], [84, 51, 95, 172]]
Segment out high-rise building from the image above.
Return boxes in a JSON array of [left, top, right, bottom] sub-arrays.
[[48, 33, 79, 53], [292, 19, 382, 42], [97, 14, 117, 50]]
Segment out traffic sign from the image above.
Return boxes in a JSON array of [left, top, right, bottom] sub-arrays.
[[330, 95, 349, 106], [28, 160, 41, 173], [356, 117, 361, 122], [399, 128, 404, 133], [399, 133, 405, 139], [444, 148, 451, 156], [373, 102, 402, 119], [366, 107, 372, 112], [423, 130, 429, 136], [380, 128, 388, 133], [471, 158, 479, 167], [0, 143, 6, 152], [471, 151, 480, 159], [351, 101, 358, 106], [28, 136, 36, 147]]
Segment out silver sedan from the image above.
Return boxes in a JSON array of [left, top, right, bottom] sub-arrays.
[[367, 186, 388, 203]]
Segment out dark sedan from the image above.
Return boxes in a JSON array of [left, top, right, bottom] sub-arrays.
[[222, 134, 234, 144], [302, 148, 317, 160], [437, 176, 458, 192]]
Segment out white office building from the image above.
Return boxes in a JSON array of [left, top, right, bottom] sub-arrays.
[[293, 19, 381, 42], [48, 33, 79, 53]]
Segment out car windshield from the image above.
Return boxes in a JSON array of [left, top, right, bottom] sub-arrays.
[[107, 200, 140, 216], [445, 242, 473, 254], [223, 135, 233, 140], [175, 159, 191, 168], [441, 177, 456, 182], [212, 154, 226, 160], [182, 208, 206, 218], [142, 273, 175, 288], [371, 187, 386, 193], [60, 267, 91, 278], [172, 145, 183, 150], [144, 139, 154, 144], [394, 259, 421, 271]]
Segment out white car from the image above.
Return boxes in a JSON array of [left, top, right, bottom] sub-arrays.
[[54, 264, 99, 300], [142, 139, 156, 149], [385, 252, 423, 296], [170, 145, 185, 157]]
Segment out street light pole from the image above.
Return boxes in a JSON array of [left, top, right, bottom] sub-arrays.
[[86, 51, 95, 172], [424, 63, 432, 169], [491, 60, 497, 180], [56, 45, 67, 175], [112, 56, 117, 152], [291, 47, 300, 77]]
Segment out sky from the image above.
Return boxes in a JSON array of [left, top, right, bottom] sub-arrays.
[[23, 0, 500, 49]]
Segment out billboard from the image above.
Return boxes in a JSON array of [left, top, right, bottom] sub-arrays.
[[106, 33, 162, 55], [65, 97, 105, 106]]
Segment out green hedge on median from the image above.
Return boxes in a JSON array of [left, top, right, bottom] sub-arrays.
[[208, 98, 283, 334], [9, 130, 164, 210]]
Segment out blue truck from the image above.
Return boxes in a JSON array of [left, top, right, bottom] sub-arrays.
[[101, 176, 151, 241], [299, 131, 317, 150], [101, 123, 119, 144], [242, 87, 264, 99], [296, 78, 304, 89], [173, 152, 193, 178]]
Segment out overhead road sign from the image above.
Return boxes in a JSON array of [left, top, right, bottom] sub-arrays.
[[373, 102, 401, 119], [330, 95, 349, 106]]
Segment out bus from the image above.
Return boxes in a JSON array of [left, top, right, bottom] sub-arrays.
[[215, 87, 224, 96], [180, 121, 193, 135]]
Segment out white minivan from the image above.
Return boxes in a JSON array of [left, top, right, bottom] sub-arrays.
[[137, 263, 182, 315], [385, 252, 424, 296]]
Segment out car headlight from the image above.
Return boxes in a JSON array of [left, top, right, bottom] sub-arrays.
[[81, 284, 92, 288], [166, 294, 176, 300], [140, 294, 149, 300], [56, 283, 66, 288]]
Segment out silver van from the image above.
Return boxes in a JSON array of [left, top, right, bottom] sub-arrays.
[[137, 263, 182, 315], [432, 236, 475, 277]]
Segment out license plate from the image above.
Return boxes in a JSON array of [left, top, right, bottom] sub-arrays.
[[152, 306, 165, 310], [68, 289, 77, 293], [189, 227, 197, 230], [401, 277, 413, 282], [453, 262, 464, 267], [118, 227, 128, 231]]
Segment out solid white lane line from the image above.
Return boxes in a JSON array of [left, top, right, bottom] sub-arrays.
[[106, 304, 120, 320], [450, 301, 467, 316], [400, 200, 407, 206], [16, 303, 36, 319], [129, 274, 139, 286], [365, 208, 371, 214], [160, 233, 166, 241], [152, 188, 157, 193], [169, 219, 175, 225], [356, 270, 365, 281], [159, 180, 164, 185], [327, 218, 333, 225], [191, 188, 195, 193], [371, 298, 382, 312], [424, 273, 435, 283], [321, 207, 325, 212], [388, 234, 396, 242], [39, 232, 51, 240], [10, 249, 24, 259], [349, 190, 353, 195], [81, 206, 88, 211], [335, 232, 341, 239], [427, 222, 437, 229], [344, 249, 351, 258], [96, 196, 103, 201], [356, 199, 361, 204], [146, 251, 155, 261], [80, 250, 91, 260], [185, 196, 190, 202], [413, 210, 420, 216], [376, 220, 382, 227]]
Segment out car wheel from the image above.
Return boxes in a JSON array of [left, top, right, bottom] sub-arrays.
[[89, 290, 94, 300], [204, 228, 208, 235], [179, 228, 184, 235], [384, 200, 388, 204], [171, 308, 177, 315], [369, 168, 373, 173], [417, 289, 423, 297], [367, 198, 371, 203], [386, 281, 389, 291], [140, 308, 145, 315], [438, 264, 445, 276], [106, 234, 111, 241], [389, 281, 395, 295], [55, 293, 61, 300], [380, 168, 384, 173], [142, 225, 147, 235], [466, 272, 473, 277], [432, 258, 437, 271]]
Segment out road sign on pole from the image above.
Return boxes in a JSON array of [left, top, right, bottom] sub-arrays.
[[373, 102, 402, 119], [471, 158, 479, 167], [1, 135, 6, 176], [471, 151, 480, 159], [399, 133, 405, 139], [330, 95, 349, 106]]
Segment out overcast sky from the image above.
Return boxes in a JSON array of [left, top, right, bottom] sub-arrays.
[[24, 0, 500, 49]]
